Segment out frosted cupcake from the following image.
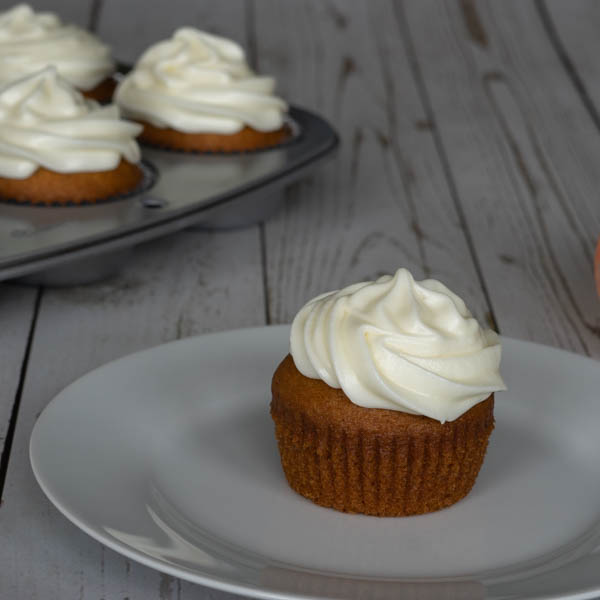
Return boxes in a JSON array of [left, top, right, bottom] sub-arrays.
[[271, 268, 506, 517], [115, 28, 290, 152], [0, 4, 115, 102], [0, 67, 143, 205]]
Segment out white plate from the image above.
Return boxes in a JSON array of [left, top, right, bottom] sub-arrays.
[[30, 325, 600, 600]]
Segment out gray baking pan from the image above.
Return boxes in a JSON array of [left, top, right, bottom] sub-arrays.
[[0, 106, 338, 285]]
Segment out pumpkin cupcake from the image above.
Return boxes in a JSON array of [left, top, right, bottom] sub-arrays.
[[0, 67, 143, 205], [115, 28, 290, 152], [271, 268, 506, 517], [0, 4, 116, 102]]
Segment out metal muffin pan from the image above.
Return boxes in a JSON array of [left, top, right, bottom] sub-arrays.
[[0, 106, 338, 285]]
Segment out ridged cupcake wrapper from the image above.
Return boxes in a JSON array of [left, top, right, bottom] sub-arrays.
[[272, 405, 494, 517], [0, 160, 157, 207], [139, 122, 297, 154]]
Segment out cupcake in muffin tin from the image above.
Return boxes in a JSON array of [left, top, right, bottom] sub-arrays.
[[0, 16, 300, 214], [271, 268, 506, 517], [115, 28, 291, 152], [0, 67, 143, 205], [0, 4, 116, 103]]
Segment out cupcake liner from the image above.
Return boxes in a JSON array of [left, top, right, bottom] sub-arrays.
[[271, 388, 494, 517], [139, 118, 300, 155], [81, 76, 118, 104], [0, 159, 157, 208]]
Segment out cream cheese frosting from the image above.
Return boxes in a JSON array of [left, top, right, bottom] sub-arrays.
[[290, 268, 506, 423], [0, 67, 142, 179], [0, 4, 114, 91], [115, 27, 287, 134]]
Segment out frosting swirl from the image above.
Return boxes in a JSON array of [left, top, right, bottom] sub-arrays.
[[0, 4, 114, 91], [290, 268, 506, 423], [115, 27, 287, 134], [0, 67, 142, 179]]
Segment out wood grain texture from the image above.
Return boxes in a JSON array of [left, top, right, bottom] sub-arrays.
[[403, 0, 600, 355], [0, 285, 37, 473], [8, 0, 96, 28], [97, 0, 249, 64], [253, 0, 492, 327], [543, 0, 600, 110]]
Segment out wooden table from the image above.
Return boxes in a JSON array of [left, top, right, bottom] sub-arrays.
[[1, 1, 599, 597]]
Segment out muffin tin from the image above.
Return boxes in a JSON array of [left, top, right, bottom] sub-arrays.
[[0, 106, 338, 285]]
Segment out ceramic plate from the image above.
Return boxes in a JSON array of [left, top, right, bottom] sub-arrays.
[[30, 326, 600, 600]]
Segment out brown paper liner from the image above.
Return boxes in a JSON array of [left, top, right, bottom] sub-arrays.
[[138, 121, 292, 152], [0, 159, 143, 205], [81, 77, 117, 104], [271, 355, 494, 517]]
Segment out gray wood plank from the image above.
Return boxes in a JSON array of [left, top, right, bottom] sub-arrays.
[[543, 0, 600, 109], [253, 1, 493, 328], [403, 0, 600, 355], [97, 0, 251, 65], [0, 285, 37, 469], [5, 0, 95, 28], [0, 233, 259, 600]]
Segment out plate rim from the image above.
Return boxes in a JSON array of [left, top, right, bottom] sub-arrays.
[[29, 325, 600, 600]]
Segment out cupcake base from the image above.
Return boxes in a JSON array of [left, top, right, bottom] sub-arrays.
[[271, 355, 495, 517], [81, 77, 117, 104], [0, 160, 143, 205], [139, 121, 292, 152]]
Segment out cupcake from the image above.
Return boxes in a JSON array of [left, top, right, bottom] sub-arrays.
[[271, 268, 506, 517], [115, 28, 290, 152], [0, 67, 143, 205], [0, 4, 116, 102]]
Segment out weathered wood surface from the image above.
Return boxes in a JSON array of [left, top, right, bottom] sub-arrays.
[[255, 1, 491, 326], [2, 0, 600, 598], [544, 0, 600, 111], [97, 0, 249, 65], [10, 0, 94, 27], [403, 0, 600, 354], [0, 286, 37, 464]]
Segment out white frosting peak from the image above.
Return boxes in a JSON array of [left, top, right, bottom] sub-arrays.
[[0, 67, 142, 178], [115, 27, 287, 134], [290, 268, 506, 423], [0, 4, 114, 90]]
